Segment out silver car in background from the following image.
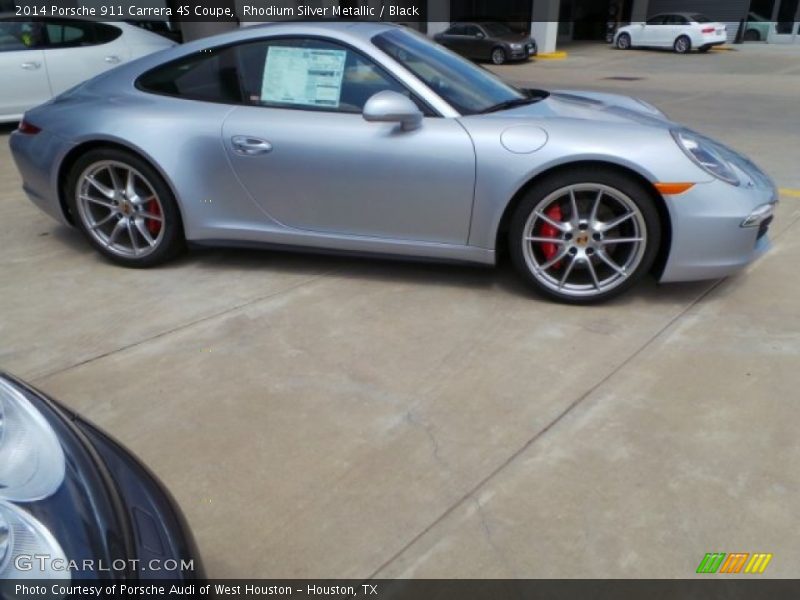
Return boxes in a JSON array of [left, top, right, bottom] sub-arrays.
[[10, 22, 777, 303]]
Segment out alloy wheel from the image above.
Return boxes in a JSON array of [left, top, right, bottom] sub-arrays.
[[492, 48, 506, 64], [75, 161, 165, 259], [520, 184, 648, 299]]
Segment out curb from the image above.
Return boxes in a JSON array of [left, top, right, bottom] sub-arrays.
[[710, 45, 737, 51], [779, 188, 800, 198], [536, 51, 569, 60]]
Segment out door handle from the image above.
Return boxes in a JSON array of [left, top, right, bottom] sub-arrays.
[[104, 55, 121, 64], [231, 136, 273, 156], [20, 61, 41, 70]]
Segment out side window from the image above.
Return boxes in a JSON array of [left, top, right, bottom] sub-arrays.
[[667, 15, 688, 25], [0, 20, 45, 51], [137, 45, 243, 103], [237, 38, 411, 114], [94, 23, 122, 44], [138, 38, 423, 115], [463, 25, 482, 37], [446, 25, 466, 35], [646, 15, 666, 25], [44, 20, 95, 47]]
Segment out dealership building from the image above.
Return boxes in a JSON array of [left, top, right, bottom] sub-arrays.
[[12, 0, 799, 48]]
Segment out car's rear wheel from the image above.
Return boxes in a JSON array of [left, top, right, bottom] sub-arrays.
[[66, 148, 185, 267], [616, 33, 631, 49], [491, 47, 507, 65], [674, 35, 691, 54], [509, 169, 661, 304]]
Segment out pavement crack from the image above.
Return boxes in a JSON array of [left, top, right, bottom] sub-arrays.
[[405, 409, 447, 470], [367, 279, 723, 580]]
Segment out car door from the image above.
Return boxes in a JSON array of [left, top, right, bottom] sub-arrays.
[[41, 20, 129, 96], [0, 19, 51, 120], [462, 24, 488, 58], [438, 24, 469, 55], [639, 15, 667, 45], [221, 37, 476, 244], [665, 14, 689, 45]]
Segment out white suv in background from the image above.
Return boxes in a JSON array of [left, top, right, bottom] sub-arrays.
[[0, 16, 175, 123], [614, 13, 728, 54]]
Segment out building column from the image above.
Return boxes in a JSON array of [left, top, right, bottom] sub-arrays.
[[427, 0, 449, 36], [630, 0, 649, 22], [531, 0, 560, 54]]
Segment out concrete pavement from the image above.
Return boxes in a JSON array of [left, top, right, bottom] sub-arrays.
[[1, 43, 798, 578]]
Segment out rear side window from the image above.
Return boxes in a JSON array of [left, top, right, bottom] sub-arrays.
[[646, 15, 666, 25], [667, 15, 689, 25], [45, 20, 93, 47], [137, 45, 243, 103], [94, 23, 122, 44]]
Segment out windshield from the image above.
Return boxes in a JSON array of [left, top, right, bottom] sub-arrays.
[[372, 28, 525, 115], [482, 23, 514, 36]]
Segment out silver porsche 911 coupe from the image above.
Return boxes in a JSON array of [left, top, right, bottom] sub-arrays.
[[10, 22, 777, 303]]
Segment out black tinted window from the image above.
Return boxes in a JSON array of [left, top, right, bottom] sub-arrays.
[[463, 25, 482, 36], [646, 15, 666, 25], [0, 19, 45, 51], [446, 25, 467, 35], [95, 23, 122, 44], [692, 14, 712, 23], [667, 15, 689, 25], [138, 46, 243, 103]]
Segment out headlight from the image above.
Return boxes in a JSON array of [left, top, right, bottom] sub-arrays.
[[0, 378, 65, 502], [672, 129, 740, 186], [0, 502, 68, 579]]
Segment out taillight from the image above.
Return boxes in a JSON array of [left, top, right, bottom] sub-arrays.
[[17, 119, 41, 135], [702, 27, 715, 34]]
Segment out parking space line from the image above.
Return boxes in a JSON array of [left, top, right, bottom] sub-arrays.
[[779, 188, 800, 198]]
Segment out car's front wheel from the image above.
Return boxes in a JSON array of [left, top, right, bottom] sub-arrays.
[[491, 47, 507, 65], [616, 33, 631, 49], [508, 169, 661, 304], [673, 35, 691, 54], [66, 148, 185, 267]]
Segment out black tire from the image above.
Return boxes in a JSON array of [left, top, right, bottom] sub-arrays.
[[491, 46, 507, 65], [673, 35, 691, 54], [65, 148, 185, 268], [616, 33, 631, 50], [743, 29, 760, 42], [508, 167, 662, 304]]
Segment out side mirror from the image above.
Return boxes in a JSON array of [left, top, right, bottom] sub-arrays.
[[363, 91, 423, 131]]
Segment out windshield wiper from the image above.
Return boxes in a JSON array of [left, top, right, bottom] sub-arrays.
[[479, 96, 542, 114]]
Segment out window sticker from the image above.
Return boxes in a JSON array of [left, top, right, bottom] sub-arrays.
[[262, 47, 347, 108]]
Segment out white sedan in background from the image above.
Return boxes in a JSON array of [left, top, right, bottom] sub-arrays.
[[615, 13, 727, 54], [0, 16, 175, 123]]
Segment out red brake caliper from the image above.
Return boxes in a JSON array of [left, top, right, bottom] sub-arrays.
[[539, 204, 563, 267], [145, 197, 161, 236]]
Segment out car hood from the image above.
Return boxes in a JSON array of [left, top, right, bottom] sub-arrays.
[[494, 33, 533, 43], [494, 90, 672, 128]]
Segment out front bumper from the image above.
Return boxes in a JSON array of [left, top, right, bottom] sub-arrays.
[[659, 179, 778, 283], [0, 374, 203, 585], [509, 43, 536, 59]]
